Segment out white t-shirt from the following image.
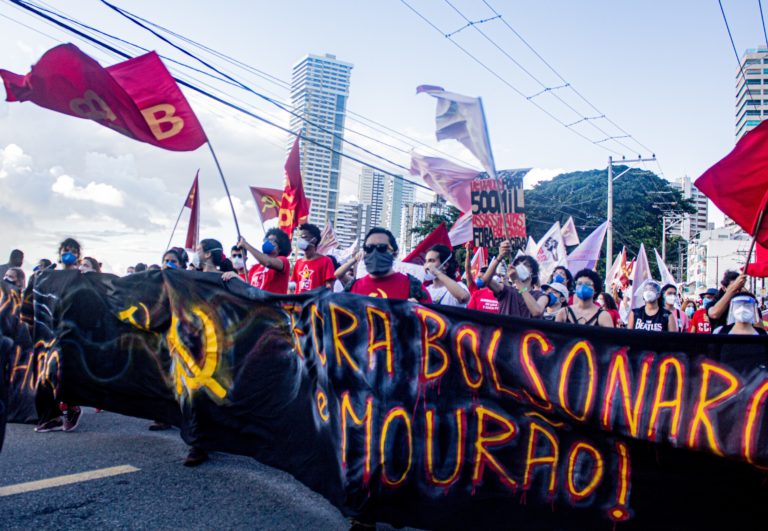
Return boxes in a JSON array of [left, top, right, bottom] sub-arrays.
[[427, 282, 470, 307]]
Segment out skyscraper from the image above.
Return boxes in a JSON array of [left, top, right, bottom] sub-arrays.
[[290, 53, 353, 226], [358, 167, 415, 237], [676, 176, 709, 241], [735, 47, 768, 141], [336, 201, 371, 249]]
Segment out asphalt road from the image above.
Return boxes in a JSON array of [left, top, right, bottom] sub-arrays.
[[0, 409, 352, 530]]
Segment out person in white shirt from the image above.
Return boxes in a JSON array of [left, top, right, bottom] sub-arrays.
[[424, 244, 469, 307]]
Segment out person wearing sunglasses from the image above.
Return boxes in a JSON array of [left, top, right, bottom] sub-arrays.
[[555, 269, 613, 327], [349, 227, 431, 302]]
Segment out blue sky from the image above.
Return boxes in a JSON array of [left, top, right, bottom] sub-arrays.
[[0, 0, 764, 272]]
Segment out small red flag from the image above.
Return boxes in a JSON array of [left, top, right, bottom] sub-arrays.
[[278, 136, 310, 238], [695, 121, 768, 246], [0, 44, 207, 151], [249, 186, 283, 223], [403, 222, 452, 265], [184, 173, 200, 249]]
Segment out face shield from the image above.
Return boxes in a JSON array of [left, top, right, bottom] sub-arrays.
[[727, 295, 759, 325]]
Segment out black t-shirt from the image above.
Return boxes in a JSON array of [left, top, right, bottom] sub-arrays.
[[632, 307, 671, 332], [707, 289, 729, 331]]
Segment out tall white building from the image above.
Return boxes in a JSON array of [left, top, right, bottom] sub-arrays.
[[676, 176, 709, 241], [735, 47, 768, 141], [686, 227, 750, 293], [400, 196, 446, 253], [335, 201, 370, 249], [358, 168, 415, 237], [290, 53, 353, 226]]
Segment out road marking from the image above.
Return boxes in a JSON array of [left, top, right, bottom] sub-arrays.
[[0, 465, 140, 497]]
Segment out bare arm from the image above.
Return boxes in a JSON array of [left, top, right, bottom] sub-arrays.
[[464, 244, 476, 290], [555, 307, 567, 323], [434, 270, 470, 303], [239, 237, 285, 271], [708, 274, 746, 320], [627, 311, 635, 330], [598, 310, 614, 328], [335, 250, 362, 280], [481, 241, 511, 295], [667, 313, 678, 333], [520, 291, 547, 317]]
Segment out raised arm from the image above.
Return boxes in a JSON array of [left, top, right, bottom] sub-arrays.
[[239, 236, 285, 270]]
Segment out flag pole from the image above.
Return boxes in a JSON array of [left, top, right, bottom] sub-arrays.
[[207, 141, 241, 238], [745, 199, 768, 274], [164, 201, 186, 253]]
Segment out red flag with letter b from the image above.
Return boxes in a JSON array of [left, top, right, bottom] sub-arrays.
[[278, 136, 310, 238], [0, 44, 207, 151]]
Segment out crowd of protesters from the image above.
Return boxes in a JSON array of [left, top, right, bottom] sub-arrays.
[[3, 224, 767, 467]]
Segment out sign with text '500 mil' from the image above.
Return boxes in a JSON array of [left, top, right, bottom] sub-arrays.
[[471, 168, 529, 249]]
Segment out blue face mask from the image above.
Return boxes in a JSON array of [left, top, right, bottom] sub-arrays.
[[61, 252, 77, 265], [547, 292, 559, 307], [262, 240, 276, 255], [553, 274, 565, 284], [703, 298, 714, 309], [575, 284, 594, 301], [165, 261, 178, 270], [475, 277, 485, 289]]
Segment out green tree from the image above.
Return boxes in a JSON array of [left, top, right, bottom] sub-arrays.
[[409, 205, 466, 264], [524, 166, 695, 276]]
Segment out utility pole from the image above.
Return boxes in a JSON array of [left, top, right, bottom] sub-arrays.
[[606, 155, 657, 273]]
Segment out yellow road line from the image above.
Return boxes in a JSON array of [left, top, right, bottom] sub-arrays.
[[0, 465, 140, 497]]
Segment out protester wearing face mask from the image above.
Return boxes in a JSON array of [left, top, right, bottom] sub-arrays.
[[556, 270, 614, 327], [34, 238, 84, 435], [194, 238, 234, 273], [689, 289, 716, 333], [661, 284, 688, 332], [230, 245, 248, 280], [424, 244, 469, 307], [290, 223, 336, 293], [714, 293, 768, 372], [628, 280, 678, 332], [162, 248, 189, 271], [550, 266, 574, 304], [707, 271, 747, 332], [349, 227, 431, 302], [541, 281, 568, 321], [229, 229, 292, 294], [58, 237, 81, 270], [467, 266, 500, 314], [3, 267, 25, 290], [597, 292, 622, 327], [481, 241, 548, 318]]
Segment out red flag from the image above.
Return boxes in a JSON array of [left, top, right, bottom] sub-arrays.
[[249, 186, 282, 223], [184, 173, 200, 249], [746, 243, 768, 277], [278, 136, 310, 238], [695, 121, 768, 246], [470, 246, 488, 279], [403, 222, 452, 265], [0, 44, 206, 151]]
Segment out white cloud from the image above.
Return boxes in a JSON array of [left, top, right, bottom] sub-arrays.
[[525, 168, 566, 190], [0, 143, 32, 179], [211, 195, 247, 219], [51, 174, 125, 207]]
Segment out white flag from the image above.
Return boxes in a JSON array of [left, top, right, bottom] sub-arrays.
[[561, 216, 580, 246], [410, 152, 479, 212], [630, 244, 652, 309], [334, 240, 359, 263], [654, 248, 676, 286], [317, 221, 339, 255], [567, 221, 607, 275], [448, 211, 473, 246], [417, 85, 496, 177], [534, 222, 568, 281], [605, 247, 626, 287], [524, 236, 537, 255]]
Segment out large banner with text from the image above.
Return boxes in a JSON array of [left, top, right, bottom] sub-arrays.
[[6, 272, 768, 529]]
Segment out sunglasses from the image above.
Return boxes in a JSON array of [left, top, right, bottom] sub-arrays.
[[363, 243, 392, 254]]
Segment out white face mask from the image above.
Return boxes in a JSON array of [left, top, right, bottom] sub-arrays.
[[191, 252, 201, 269], [424, 271, 436, 282], [515, 263, 531, 282], [232, 257, 245, 270], [643, 290, 658, 303], [733, 306, 755, 323], [297, 238, 311, 251], [664, 294, 677, 306]]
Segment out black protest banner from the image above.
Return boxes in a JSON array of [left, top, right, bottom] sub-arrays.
[[471, 168, 527, 248], [16, 271, 768, 529]]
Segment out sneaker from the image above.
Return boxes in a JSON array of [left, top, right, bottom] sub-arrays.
[[183, 447, 208, 467], [63, 406, 82, 432], [148, 422, 172, 431], [34, 417, 64, 432]]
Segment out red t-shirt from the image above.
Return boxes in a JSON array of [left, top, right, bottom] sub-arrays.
[[291, 255, 336, 293], [248, 256, 290, 294], [350, 272, 432, 303], [689, 308, 711, 334], [467, 287, 500, 313]]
